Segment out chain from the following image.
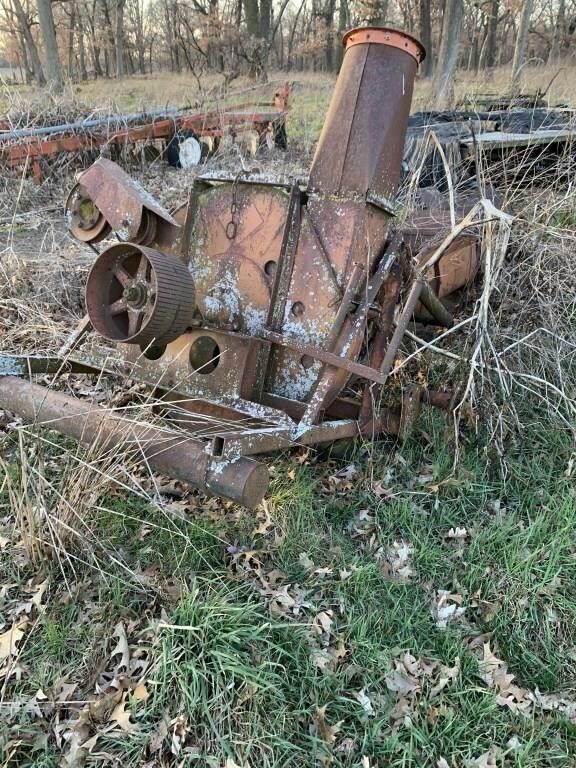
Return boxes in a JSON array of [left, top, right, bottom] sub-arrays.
[[225, 169, 250, 240]]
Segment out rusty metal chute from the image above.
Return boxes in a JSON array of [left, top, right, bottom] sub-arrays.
[[1, 27, 481, 507]]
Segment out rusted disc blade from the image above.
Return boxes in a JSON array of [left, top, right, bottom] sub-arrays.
[[65, 184, 111, 243], [85, 243, 195, 346]]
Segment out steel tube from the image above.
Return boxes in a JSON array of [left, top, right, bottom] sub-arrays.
[[0, 108, 181, 143], [308, 26, 425, 199], [0, 377, 268, 508]]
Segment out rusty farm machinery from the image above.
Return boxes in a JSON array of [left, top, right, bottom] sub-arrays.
[[0, 83, 292, 184], [0, 27, 483, 508]]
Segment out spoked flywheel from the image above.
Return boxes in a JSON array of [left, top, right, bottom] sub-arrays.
[[85, 243, 195, 346]]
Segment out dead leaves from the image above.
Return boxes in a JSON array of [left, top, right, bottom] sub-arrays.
[[0, 619, 28, 661], [0, 578, 49, 680], [468, 637, 576, 721], [323, 463, 360, 494], [433, 590, 467, 629], [385, 651, 461, 727], [313, 705, 342, 744], [376, 540, 414, 583], [311, 706, 344, 765], [51, 619, 153, 766]]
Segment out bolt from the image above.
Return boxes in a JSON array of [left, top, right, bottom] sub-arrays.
[[123, 286, 139, 302]]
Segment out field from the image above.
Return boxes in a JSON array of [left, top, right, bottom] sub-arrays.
[[1, 65, 576, 768]]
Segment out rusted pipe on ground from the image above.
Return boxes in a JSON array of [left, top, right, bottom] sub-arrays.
[[0, 377, 268, 508]]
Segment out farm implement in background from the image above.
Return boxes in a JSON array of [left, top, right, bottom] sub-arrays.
[[0, 83, 292, 184], [0, 28, 485, 507]]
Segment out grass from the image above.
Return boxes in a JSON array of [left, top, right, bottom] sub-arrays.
[[1, 410, 575, 767]]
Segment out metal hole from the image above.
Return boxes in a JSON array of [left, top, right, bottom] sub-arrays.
[[264, 260, 277, 277], [300, 354, 314, 369], [291, 301, 305, 316], [189, 336, 221, 374], [141, 344, 166, 361]]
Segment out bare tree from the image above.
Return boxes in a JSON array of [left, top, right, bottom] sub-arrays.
[[7, 0, 45, 84], [115, 0, 126, 76], [429, 0, 463, 107], [511, 0, 533, 94], [36, 0, 63, 90], [419, 0, 432, 76]]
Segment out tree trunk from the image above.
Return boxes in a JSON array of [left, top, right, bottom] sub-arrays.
[[548, 0, 565, 62], [259, 0, 272, 39], [134, 0, 146, 73], [17, 30, 31, 83], [67, 5, 76, 77], [115, 0, 126, 77], [287, 0, 306, 69], [36, 0, 63, 91], [244, 0, 260, 36], [511, 0, 533, 95], [78, 28, 88, 80], [419, 0, 432, 76], [100, 0, 116, 76], [485, 0, 499, 67], [321, 0, 336, 71], [12, 0, 45, 85], [429, 0, 463, 108]]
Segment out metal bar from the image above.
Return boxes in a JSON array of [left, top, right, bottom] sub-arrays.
[[358, 261, 402, 428], [299, 244, 400, 426], [266, 184, 302, 332], [214, 418, 364, 459], [0, 377, 268, 508], [0, 355, 96, 377], [260, 330, 392, 386], [324, 262, 365, 350], [0, 108, 182, 142], [379, 274, 425, 380]]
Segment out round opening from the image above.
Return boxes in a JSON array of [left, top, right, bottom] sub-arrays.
[[141, 344, 166, 361], [291, 301, 305, 317], [300, 354, 315, 369], [264, 260, 277, 277], [189, 336, 221, 374]]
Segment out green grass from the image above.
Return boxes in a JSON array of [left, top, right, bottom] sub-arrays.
[[1, 411, 575, 767]]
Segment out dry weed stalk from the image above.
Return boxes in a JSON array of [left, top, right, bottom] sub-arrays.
[[399, 128, 576, 460]]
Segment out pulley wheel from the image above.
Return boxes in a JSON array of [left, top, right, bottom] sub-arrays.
[[119, 208, 157, 246], [85, 243, 195, 346], [65, 184, 111, 243]]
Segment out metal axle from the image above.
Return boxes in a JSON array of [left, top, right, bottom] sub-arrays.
[[0, 377, 268, 508]]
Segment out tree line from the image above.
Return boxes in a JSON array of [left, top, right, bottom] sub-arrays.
[[0, 0, 574, 103]]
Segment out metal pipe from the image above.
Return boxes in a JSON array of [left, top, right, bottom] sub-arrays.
[[0, 108, 182, 142], [308, 26, 425, 199], [0, 377, 268, 508]]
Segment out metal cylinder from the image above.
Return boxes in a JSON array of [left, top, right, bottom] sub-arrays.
[[0, 377, 268, 508], [308, 26, 425, 200]]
